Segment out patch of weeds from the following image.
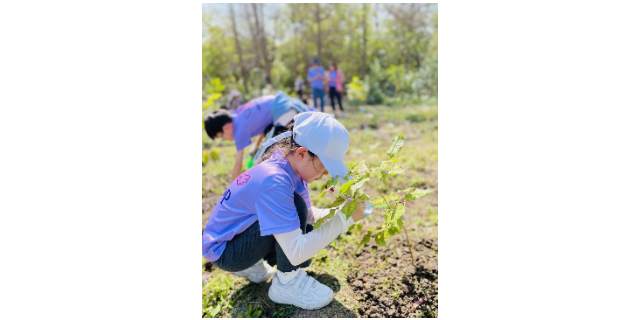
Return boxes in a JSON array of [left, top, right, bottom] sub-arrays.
[[416, 218, 427, 227], [270, 305, 297, 318], [239, 304, 263, 318], [313, 248, 329, 264], [427, 206, 438, 226], [391, 284, 402, 299], [406, 113, 427, 123], [202, 271, 238, 318]]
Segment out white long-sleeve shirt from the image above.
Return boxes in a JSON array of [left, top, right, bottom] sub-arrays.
[[273, 209, 354, 266]]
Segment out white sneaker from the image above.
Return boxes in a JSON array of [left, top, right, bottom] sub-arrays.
[[231, 259, 276, 283], [268, 270, 334, 310]]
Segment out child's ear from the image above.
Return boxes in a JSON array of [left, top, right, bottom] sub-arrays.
[[297, 147, 308, 159]]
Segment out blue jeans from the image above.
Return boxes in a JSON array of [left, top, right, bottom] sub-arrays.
[[212, 193, 313, 273], [312, 88, 325, 112]]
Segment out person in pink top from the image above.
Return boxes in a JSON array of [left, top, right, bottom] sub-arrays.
[[325, 61, 345, 117]]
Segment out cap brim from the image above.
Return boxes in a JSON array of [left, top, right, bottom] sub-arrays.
[[318, 155, 351, 183]]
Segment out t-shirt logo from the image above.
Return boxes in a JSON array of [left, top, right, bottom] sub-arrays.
[[219, 189, 231, 204], [236, 173, 251, 186], [237, 102, 253, 119]]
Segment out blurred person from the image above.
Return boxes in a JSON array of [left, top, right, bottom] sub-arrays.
[[294, 76, 305, 100], [204, 93, 317, 181], [307, 58, 326, 112], [325, 61, 345, 117], [228, 89, 244, 111]]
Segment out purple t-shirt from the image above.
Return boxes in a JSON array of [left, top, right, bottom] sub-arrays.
[[328, 71, 337, 87], [307, 67, 325, 90], [233, 96, 275, 151], [202, 149, 312, 262]]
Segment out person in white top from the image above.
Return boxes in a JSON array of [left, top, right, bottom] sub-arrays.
[[294, 76, 304, 100], [227, 89, 244, 110], [202, 112, 370, 310]]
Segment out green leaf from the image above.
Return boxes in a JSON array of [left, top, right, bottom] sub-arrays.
[[344, 200, 357, 219], [387, 134, 405, 159], [387, 167, 404, 177], [350, 160, 366, 170], [339, 180, 355, 196], [357, 194, 370, 200], [211, 304, 222, 317], [325, 196, 346, 209], [357, 230, 372, 250], [209, 150, 219, 161], [324, 178, 338, 190], [356, 223, 363, 234], [374, 233, 386, 246], [350, 177, 370, 194], [405, 188, 436, 200], [384, 207, 392, 221], [391, 203, 405, 221], [314, 208, 336, 229]]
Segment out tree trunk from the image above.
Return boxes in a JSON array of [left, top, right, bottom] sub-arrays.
[[251, 3, 272, 85], [362, 3, 368, 76], [315, 4, 322, 59], [229, 4, 249, 93], [292, 5, 301, 78]]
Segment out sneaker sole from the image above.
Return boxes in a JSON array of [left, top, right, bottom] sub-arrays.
[[268, 286, 334, 310]]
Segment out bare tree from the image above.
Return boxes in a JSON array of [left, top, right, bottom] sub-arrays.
[[311, 4, 332, 59], [362, 3, 368, 75], [229, 4, 249, 92], [246, 3, 274, 84], [290, 4, 301, 77]]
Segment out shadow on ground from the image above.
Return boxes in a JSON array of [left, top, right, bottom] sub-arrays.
[[228, 273, 357, 318]]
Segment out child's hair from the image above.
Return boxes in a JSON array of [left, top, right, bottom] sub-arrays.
[[262, 122, 317, 162], [203, 110, 233, 139]]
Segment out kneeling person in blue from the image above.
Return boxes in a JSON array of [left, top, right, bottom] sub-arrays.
[[202, 112, 367, 310], [204, 93, 317, 181]]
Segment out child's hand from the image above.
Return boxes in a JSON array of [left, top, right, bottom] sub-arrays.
[[350, 200, 368, 222], [249, 144, 258, 157]]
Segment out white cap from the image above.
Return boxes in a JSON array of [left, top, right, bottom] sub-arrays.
[[230, 89, 240, 97], [293, 112, 350, 181]]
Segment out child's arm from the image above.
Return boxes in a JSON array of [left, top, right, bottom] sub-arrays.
[[250, 133, 265, 156], [306, 207, 332, 224], [273, 200, 366, 266], [231, 150, 244, 182]]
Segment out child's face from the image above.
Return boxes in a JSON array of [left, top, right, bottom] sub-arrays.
[[290, 147, 329, 183], [216, 123, 234, 141]]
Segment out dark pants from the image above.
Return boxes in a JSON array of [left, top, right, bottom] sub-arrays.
[[312, 88, 325, 112], [329, 87, 344, 112], [262, 121, 294, 137], [213, 193, 313, 273], [296, 89, 303, 100]]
